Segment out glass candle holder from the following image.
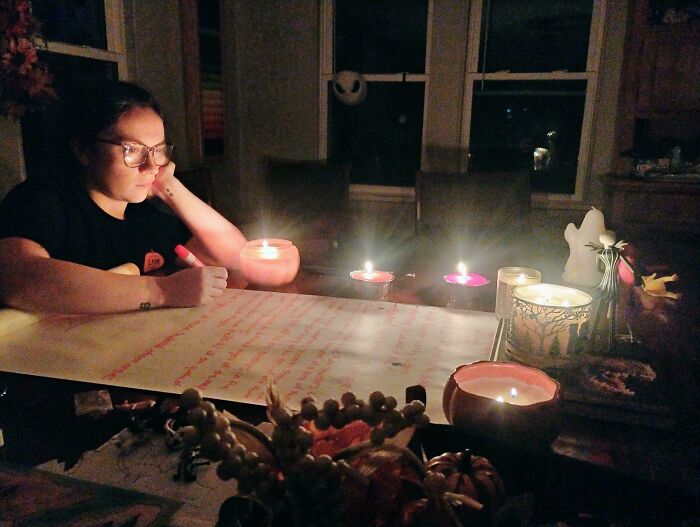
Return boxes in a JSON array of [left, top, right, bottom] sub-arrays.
[[507, 283, 592, 368], [349, 263, 394, 301], [443, 270, 490, 310], [495, 267, 541, 319], [239, 239, 300, 287]]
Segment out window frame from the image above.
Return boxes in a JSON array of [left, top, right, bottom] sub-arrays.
[[318, 0, 433, 200], [34, 0, 128, 79], [459, 0, 608, 205]]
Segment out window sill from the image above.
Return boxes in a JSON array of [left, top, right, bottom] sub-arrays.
[[349, 184, 415, 203], [531, 192, 593, 211]]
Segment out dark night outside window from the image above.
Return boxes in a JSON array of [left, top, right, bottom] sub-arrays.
[[469, 80, 586, 194], [466, 0, 598, 195], [330, 82, 425, 187], [331, 0, 428, 187], [335, 0, 427, 74], [479, 0, 593, 73], [31, 0, 107, 49]]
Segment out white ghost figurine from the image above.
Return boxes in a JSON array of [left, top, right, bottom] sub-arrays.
[[563, 207, 607, 287], [332, 71, 367, 106]]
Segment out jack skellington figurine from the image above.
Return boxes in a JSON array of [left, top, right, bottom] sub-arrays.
[[587, 231, 638, 353]]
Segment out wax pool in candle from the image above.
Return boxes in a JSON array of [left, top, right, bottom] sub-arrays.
[[515, 283, 591, 307], [443, 361, 562, 447], [456, 377, 553, 406], [495, 267, 541, 319]]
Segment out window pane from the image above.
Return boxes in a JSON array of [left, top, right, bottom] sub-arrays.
[[468, 80, 587, 194], [32, 0, 107, 49], [329, 82, 424, 187], [22, 52, 118, 181], [479, 0, 593, 73], [335, 0, 428, 74]]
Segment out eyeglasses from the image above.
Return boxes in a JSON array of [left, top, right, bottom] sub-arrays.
[[95, 138, 174, 168]]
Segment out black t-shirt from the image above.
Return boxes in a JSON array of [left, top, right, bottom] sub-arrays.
[[0, 177, 191, 273]]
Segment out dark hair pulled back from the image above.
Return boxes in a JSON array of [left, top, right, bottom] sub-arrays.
[[61, 79, 164, 146]]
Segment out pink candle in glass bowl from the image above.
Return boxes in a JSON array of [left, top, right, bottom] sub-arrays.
[[239, 239, 300, 287], [443, 361, 562, 450]]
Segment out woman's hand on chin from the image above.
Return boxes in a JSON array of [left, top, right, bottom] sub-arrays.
[[148, 161, 178, 201]]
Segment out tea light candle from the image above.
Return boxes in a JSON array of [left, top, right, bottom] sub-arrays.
[[443, 262, 489, 309], [349, 262, 394, 300], [349, 261, 394, 284], [507, 283, 592, 367], [443, 262, 490, 287], [443, 361, 562, 449], [239, 238, 300, 287], [495, 267, 541, 319]]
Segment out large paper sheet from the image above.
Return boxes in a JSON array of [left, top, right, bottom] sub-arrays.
[[0, 289, 497, 424]]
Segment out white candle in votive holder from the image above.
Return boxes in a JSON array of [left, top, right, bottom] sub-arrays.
[[495, 267, 541, 319]]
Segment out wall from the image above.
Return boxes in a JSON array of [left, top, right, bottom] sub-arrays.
[[226, 0, 320, 222], [124, 0, 190, 168], [0, 119, 25, 201], [585, 0, 628, 206], [421, 0, 471, 172]]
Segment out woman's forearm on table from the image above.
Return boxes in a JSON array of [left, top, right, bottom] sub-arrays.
[[0, 255, 166, 314], [155, 176, 247, 269]]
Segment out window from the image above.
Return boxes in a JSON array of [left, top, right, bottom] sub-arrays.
[[21, 0, 127, 180], [461, 0, 606, 199], [320, 0, 431, 192]]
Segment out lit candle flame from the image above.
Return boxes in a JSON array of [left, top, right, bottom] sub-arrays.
[[562, 300, 570, 308], [457, 262, 467, 276], [510, 387, 518, 399], [496, 396, 504, 403], [260, 239, 279, 259], [364, 261, 373, 273], [517, 273, 526, 283]]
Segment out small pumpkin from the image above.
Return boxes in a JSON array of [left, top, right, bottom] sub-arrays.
[[425, 449, 506, 526]]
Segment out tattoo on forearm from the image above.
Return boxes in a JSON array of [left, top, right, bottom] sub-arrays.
[[166, 187, 174, 198], [139, 302, 151, 310]]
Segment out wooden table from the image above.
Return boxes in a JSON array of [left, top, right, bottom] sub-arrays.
[[2, 263, 699, 525]]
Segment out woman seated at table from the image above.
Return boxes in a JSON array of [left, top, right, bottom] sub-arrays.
[[0, 79, 247, 314]]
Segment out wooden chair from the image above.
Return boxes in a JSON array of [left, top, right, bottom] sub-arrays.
[[262, 158, 351, 263], [415, 170, 531, 237]]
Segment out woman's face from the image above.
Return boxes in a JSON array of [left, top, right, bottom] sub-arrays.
[[85, 106, 166, 206]]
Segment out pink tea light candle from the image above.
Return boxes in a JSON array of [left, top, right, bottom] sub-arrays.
[[443, 262, 490, 287], [444, 262, 489, 309], [350, 261, 394, 300], [443, 361, 562, 449], [239, 238, 300, 287]]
